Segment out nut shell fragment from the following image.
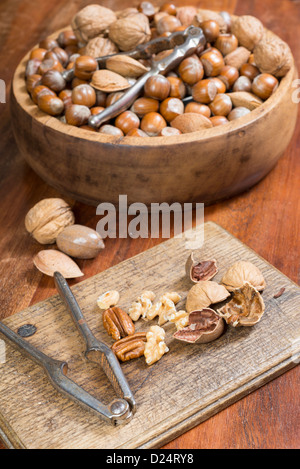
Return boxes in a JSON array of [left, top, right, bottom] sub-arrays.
[[221, 260, 266, 292], [186, 281, 230, 313], [33, 249, 84, 278], [185, 253, 218, 283], [217, 282, 265, 327], [174, 308, 224, 343]]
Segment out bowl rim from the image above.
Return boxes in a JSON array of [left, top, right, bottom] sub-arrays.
[[12, 25, 296, 148]]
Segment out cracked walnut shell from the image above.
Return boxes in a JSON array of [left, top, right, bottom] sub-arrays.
[[221, 260, 266, 292], [186, 281, 230, 313], [185, 252, 218, 283], [25, 198, 75, 244], [173, 308, 224, 343], [217, 282, 265, 327], [144, 325, 169, 366], [71, 4, 117, 43], [108, 13, 151, 52]]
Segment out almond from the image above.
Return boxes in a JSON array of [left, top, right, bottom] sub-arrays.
[[91, 70, 131, 92], [33, 250, 84, 278], [106, 55, 149, 78], [224, 47, 251, 70], [171, 112, 213, 134], [229, 91, 263, 110]]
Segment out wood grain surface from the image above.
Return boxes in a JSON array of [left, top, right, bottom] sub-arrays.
[[0, 0, 299, 449], [1, 222, 299, 449]]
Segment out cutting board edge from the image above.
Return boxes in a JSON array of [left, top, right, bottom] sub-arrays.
[[136, 355, 299, 450]]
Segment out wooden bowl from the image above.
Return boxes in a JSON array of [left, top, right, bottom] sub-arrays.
[[10, 29, 298, 207]]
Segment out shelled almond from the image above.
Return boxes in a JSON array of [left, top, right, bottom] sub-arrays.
[[25, 3, 292, 137]]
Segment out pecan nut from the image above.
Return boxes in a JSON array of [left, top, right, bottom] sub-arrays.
[[103, 306, 135, 341], [111, 332, 147, 362]]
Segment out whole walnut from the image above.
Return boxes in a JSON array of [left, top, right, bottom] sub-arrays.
[[231, 15, 264, 51], [84, 37, 119, 58], [108, 13, 151, 52], [25, 198, 75, 244], [72, 4, 117, 43], [253, 32, 293, 78]]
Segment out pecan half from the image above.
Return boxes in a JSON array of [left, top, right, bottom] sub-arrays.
[[111, 332, 147, 362], [103, 306, 135, 341]]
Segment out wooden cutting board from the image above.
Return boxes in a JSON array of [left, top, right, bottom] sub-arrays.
[[0, 222, 299, 449]]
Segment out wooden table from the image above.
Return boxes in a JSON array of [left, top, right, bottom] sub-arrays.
[[0, 0, 299, 449]]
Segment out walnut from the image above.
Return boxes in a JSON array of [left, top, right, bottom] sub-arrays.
[[217, 282, 265, 327], [25, 198, 75, 245], [253, 32, 293, 78], [186, 281, 230, 313], [128, 291, 155, 321], [84, 37, 119, 58], [146, 292, 181, 325], [221, 260, 266, 292], [108, 13, 151, 52], [97, 290, 120, 310], [176, 6, 197, 26], [231, 15, 264, 51], [169, 310, 189, 331], [71, 4, 117, 43], [144, 325, 169, 365], [173, 308, 224, 343]]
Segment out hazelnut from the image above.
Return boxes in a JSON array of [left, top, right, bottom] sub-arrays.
[[185, 102, 211, 118], [115, 111, 140, 134], [26, 74, 42, 94], [160, 3, 177, 16], [159, 126, 181, 136], [41, 70, 66, 93], [209, 93, 232, 116], [74, 55, 98, 81], [58, 89, 73, 108], [167, 76, 186, 99], [130, 97, 159, 117], [106, 91, 125, 107], [65, 104, 91, 126], [159, 97, 184, 122], [30, 48, 47, 62], [99, 125, 124, 137], [72, 84, 96, 108], [233, 75, 252, 92], [215, 34, 238, 56], [138, 2, 156, 21], [37, 94, 64, 116], [178, 55, 204, 86], [200, 20, 220, 42], [57, 30, 78, 48], [200, 48, 225, 77], [252, 73, 279, 100], [209, 77, 227, 94], [156, 15, 181, 35], [25, 59, 42, 78], [210, 115, 229, 126], [144, 75, 170, 100], [39, 37, 59, 51], [227, 106, 251, 121], [218, 65, 239, 90], [51, 47, 69, 67], [240, 63, 260, 81], [126, 128, 148, 137], [90, 106, 105, 116], [140, 112, 167, 136], [192, 79, 218, 104], [31, 85, 56, 105]]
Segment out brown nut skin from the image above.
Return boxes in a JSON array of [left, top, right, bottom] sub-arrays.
[[140, 112, 167, 136], [30, 48, 48, 61], [111, 332, 147, 362], [26, 74, 42, 94], [218, 65, 239, 90], [157, 14, 181, 35], [99, 125, 124, 137], [65, 104, 91, 126], [31, 85, 56, 105], [131, 97, 159, 117], [214, 34, 238, 56], [178, 55, 204, 86], [159, 97, 184, 122], [200, 48, 225, 77], [210, 115, 229, 126], [252, 73, 279, 100], [209, 77, 227, 94], [115, 110, 140, 134], [167, 76, 186, 99], [37, 94, 64, 116], [227, 106, 251, 121], [209, 93, 232, 117], [240, 63, 260, 81], [232, 75, 252, 92], [41, 70, 67, 93], [103, 306, 135, 341], [74, 55, 98, 80], [192, 79, 218, 104], [56, 224, 105, 259], [200, 20, 220, 43], [185, 102, 211, 118], [72, 84, 96, 108], [144, 74, 170, 100], [173, 308, 225, 344]]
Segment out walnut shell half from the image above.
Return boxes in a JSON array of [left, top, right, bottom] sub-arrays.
[[186, 281, 230, 313], [221, 260, 266, 292], [185, 252, 218, 283], [174, 308, 224, 344], [217, 282, 265, 327], [25, 198, 75, 244]]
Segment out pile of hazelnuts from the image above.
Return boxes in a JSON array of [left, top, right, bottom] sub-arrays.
[[25, 2, 280, 138]]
